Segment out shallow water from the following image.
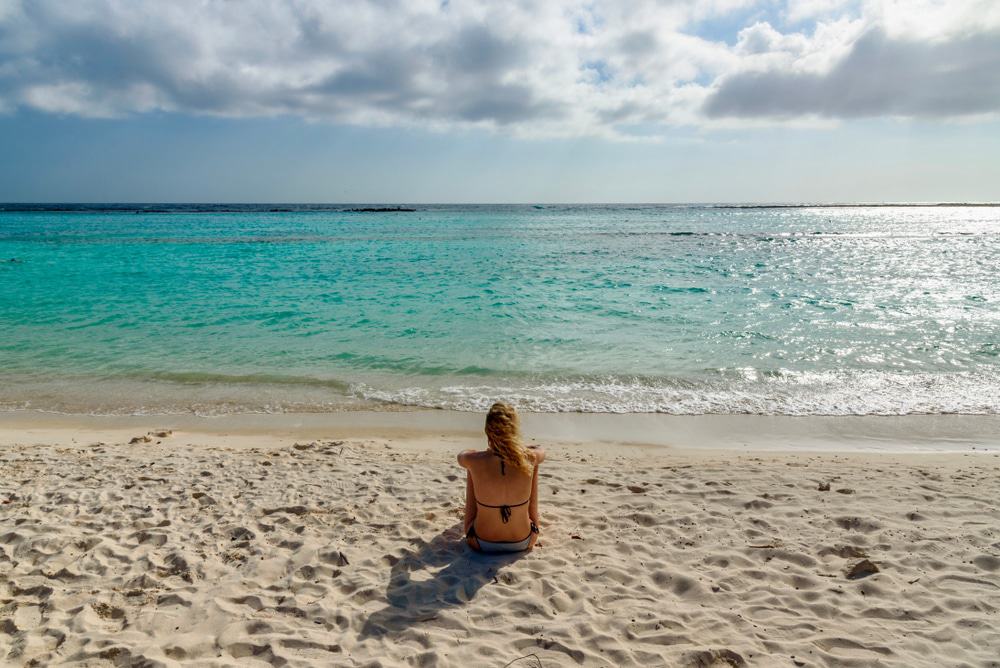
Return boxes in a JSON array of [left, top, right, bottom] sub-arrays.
[[1, 203, 998, 415]]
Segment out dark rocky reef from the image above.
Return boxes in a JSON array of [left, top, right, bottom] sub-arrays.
[[343, 207, 416, 212]]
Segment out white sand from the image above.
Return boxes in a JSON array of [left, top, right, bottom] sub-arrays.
[[1, 413, 999, 667]]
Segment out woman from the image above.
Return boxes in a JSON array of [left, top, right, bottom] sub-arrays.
[[457, 402, 545, 553]]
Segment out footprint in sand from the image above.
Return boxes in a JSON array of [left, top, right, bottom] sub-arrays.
[[818, 545, 868, 559], [834, 516, 881, 533], [972, 555, 1000, 571], [813, 637, 891, 657], [683, 648, 746, 667]]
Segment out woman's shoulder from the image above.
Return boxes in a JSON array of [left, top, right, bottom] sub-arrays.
[[526, 445, 546, 464], [457, 449, 492, 466]]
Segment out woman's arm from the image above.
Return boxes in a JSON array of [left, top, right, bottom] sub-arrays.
[[463, 471, 477, 533], [528, 448, 545, 527], [459, 451, 477, 532]]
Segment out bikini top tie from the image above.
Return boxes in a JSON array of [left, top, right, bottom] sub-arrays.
[[477, 497, 529, 523]]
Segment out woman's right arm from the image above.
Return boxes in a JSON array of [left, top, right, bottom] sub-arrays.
[[463, 470, 477, 532]]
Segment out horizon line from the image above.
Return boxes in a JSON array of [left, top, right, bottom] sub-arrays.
[[2, 201, 999, 209]]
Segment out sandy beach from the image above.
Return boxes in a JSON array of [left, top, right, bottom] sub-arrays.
[[1, 411, 999, 667]]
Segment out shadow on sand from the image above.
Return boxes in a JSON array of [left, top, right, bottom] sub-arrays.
[[359, 522, 527, 639]]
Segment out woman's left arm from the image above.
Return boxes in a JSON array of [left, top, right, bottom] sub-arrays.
[[528, 448, 545, 527]]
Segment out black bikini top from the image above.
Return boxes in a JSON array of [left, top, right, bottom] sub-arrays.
[[477, 497, 529, 523], [477, 453, 529, 523]]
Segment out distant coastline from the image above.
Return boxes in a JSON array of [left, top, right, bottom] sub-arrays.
[[0, 203, 423, 213], [1, 202, 998, 213]]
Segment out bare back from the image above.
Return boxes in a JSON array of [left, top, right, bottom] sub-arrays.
[[458, 448, 545, 543]]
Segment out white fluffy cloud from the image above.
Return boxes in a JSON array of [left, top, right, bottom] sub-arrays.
[[0, 0, 997, 137]]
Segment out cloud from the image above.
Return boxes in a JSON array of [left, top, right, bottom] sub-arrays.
[[735, 21, 811, 55], [0, 0, 998, 137], [784, 0, 855, 24], [706, 24, 1000, 120]]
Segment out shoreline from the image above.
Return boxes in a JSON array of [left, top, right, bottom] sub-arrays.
[[2, 409, 1000, 454]]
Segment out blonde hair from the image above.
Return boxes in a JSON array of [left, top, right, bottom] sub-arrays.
[[485, 402, 532, 475]]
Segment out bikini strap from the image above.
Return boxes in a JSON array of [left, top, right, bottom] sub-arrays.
[[476, 497, 530, 523]]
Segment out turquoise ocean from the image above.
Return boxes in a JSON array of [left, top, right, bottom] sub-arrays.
[[1, 203, 998, 416]]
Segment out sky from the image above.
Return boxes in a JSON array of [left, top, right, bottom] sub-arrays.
[[1, 0, 998, 203]]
